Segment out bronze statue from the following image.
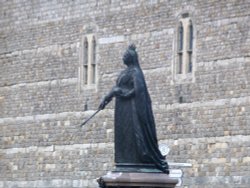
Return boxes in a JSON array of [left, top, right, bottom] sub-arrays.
[[99, 44, 169, 174]]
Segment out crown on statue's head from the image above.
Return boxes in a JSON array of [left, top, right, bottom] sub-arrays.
[[128, 43, 136, 51]]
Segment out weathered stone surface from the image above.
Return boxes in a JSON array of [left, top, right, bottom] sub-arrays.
[[0, 0, 250, 188]]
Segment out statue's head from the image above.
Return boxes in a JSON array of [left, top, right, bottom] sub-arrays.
[[123, 44, 138, 66]]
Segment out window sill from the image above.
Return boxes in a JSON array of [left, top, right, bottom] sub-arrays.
[[82, 83, 97, 90], [172, 72, 195, 84]]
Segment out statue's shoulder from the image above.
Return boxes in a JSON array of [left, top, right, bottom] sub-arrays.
[[119, 67, 139, 79], [130, 67, 139, 74], [122, 67, 137, 75]]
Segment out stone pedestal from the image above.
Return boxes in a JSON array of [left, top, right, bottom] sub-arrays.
[[97, 172, 179, 188]]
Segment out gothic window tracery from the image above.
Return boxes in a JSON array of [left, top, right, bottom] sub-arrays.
[[175, 14, 195, 75], [79, 34, 97, 88]]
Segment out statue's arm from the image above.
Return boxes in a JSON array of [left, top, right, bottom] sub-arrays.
[[115, 88, 135, 98], [99, 70, 136, 109], [98, 86, 120, 110]]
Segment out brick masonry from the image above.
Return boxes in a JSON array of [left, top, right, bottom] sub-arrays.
[[0, 0, 250, 187]]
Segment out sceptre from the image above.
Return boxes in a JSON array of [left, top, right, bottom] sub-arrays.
[[80, 109, 101, 127], [80, 98, 110, 127]]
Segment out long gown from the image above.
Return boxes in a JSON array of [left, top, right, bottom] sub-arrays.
[[113, 61, 168, 173]]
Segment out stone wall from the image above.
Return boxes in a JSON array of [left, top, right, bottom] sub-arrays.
[[0, 0, 250, 187]]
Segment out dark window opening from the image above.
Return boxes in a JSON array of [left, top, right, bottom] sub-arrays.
[[84, 38, 88, 84], [178, 53, 183, 74], [179, 96, 183, 103], [188, 52, 192, 73], [178, 22, 183, 51], [189, 21, 193, 50]]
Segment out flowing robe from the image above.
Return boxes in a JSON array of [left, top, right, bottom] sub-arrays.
[[114, 66, 168, 172]]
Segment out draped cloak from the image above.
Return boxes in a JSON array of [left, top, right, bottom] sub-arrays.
[[113, 57, 168, 173]]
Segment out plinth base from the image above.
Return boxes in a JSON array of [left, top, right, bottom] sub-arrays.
[[97, 172, 179, 188]]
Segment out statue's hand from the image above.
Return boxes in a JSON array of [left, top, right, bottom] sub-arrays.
[[99, 87, 121, 110], [98, 99, 107, 110], [98, 96, 112, 110]]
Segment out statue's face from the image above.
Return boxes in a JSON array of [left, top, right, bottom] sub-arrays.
[[123, 51, 131, 66]]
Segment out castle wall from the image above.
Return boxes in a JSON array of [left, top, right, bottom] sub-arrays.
[[0, 0, 250, 187]]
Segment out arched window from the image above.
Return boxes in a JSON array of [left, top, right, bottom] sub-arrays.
[[83, 38, 88, 84], [174, 14, 195, 77], [79, 34, 98, 88]]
